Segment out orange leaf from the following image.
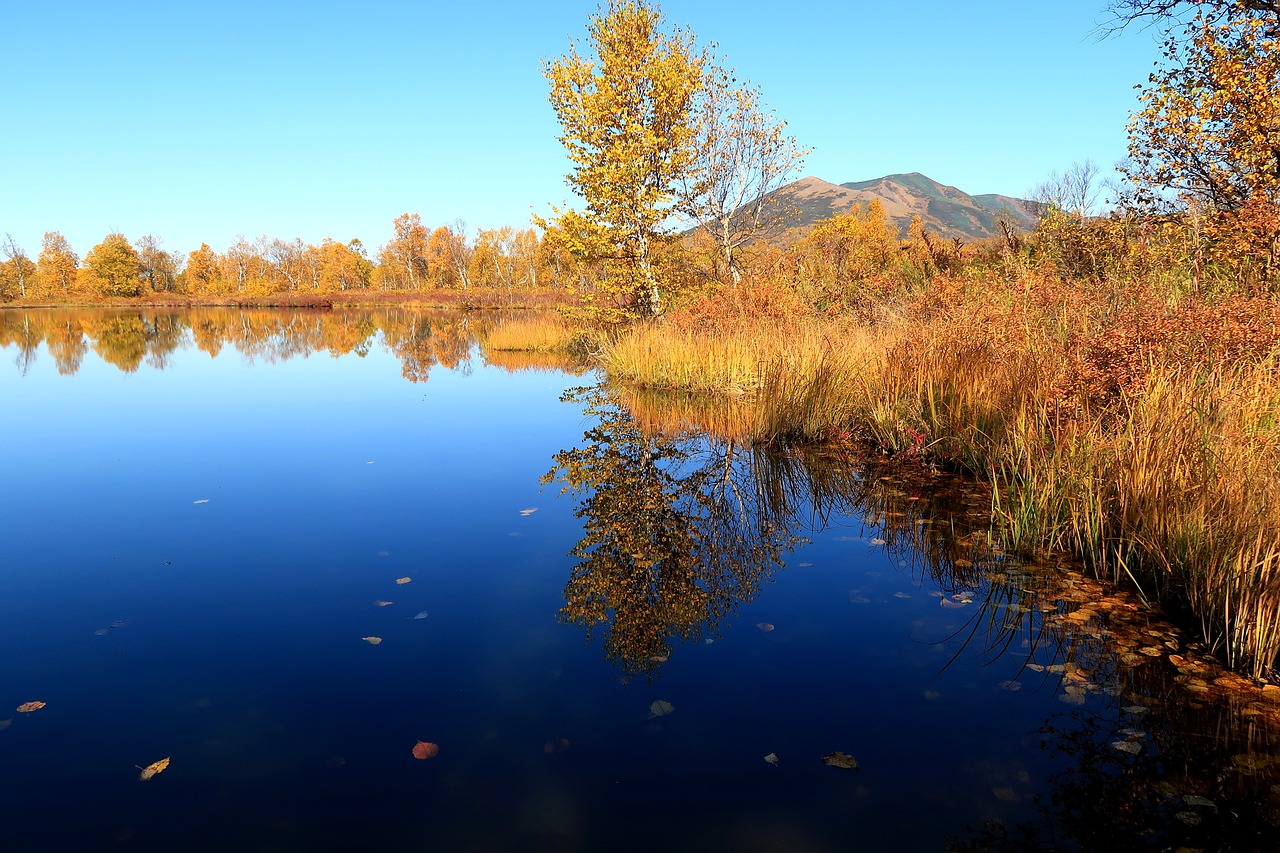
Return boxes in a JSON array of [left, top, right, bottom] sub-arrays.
[[16, 701, 46, 714], [412, 741, 439, 760], [138, 757, 170, 781]]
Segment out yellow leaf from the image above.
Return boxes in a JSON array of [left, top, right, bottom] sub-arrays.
[[16, 701, 46, 714], [138, 757, 170, 781]]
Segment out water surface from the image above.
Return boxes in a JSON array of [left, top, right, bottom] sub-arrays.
[[2, 308, 1278, 851]]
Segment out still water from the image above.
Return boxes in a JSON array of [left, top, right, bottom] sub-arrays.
[[2, 308, 1279, 852]]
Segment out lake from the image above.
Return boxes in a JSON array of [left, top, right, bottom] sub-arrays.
[[2, 307, 1279, 852]]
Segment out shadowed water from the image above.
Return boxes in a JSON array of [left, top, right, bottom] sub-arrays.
[[1, 308, 1278, 852]]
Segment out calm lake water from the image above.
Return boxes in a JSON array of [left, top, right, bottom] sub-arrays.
[[3, 308, 1280, 852]]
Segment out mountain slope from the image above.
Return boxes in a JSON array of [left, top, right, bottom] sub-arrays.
[[755, 173, 1038, 241]]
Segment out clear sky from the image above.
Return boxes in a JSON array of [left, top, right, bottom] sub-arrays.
[[0, 0, 1164, 261]]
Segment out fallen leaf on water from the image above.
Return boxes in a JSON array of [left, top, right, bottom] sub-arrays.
[[395, 577, 412, 585], [16, 701, 45, 714], [519, 507, 538, 516], [998, 680, 1022, 692], [373, 600, 394, 607], [756, 622, 775, 632], [764, 752, 780, 767], [137, 757, 170, 781], [412, 611, 429, 620], [647, 700, 674, 718], [192, 499, 209, 504], [893, 592, 911, 599], [361, 637, 383, 645], [823, 752, 859, 770], [411, 741, 439, 760], [797, 562, 813, 567], [869, 538, 886, 546]]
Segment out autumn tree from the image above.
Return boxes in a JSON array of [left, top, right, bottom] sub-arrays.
[[1121, 13, 1280, 286], [182, 244, 224, 294], [81, 233, 143, 297], [378, 213, 430, 290], [680, 63, 808, 285], [544, 0, 706, 318], [135, 235, 181, 293], [1030, 159, 1103, 220], [1, 234, 34, 300], [34, 232, 79, 297]]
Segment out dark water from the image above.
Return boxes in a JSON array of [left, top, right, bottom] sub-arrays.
[[2, 308, 1279, 852]]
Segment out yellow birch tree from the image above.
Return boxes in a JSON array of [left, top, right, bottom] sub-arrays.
[[544, 0, 705, 319]]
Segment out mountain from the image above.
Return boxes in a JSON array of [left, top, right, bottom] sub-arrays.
[[756, 173, 1039, 242]]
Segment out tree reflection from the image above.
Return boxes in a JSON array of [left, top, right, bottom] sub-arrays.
[[544, 386, 800, 676], [0, 307, 488, 381]]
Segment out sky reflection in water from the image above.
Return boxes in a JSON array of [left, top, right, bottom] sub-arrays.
[[1, 308, 1278, 852]]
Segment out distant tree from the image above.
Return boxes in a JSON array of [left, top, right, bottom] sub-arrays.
[[134, 235, 181, 293], [1, 234, 34, 299], [34, 232, 79, 296], [544, 0, 706, 318], [82, 233, 143, 297], [182, 243, 223, 294], [378, 213, 430, 290], [1030, 160, 1103, 219]]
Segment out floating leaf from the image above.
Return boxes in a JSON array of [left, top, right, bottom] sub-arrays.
[[361, 637, 383, 645], [998, 680, 1022, 692], [763, 752, 780, 767], [412, 611, 429, 620], [373, 600, 394, 607], [869, 538, 886, 546], [797, 562, 813, 567], [411, 741, 439, 760], [1111, 740, 1142, 754], [16, 701, 45, 714], [395, 577, 412, 585], [893, 592, 911, 599], [519, 507, 538, 516], [648, 700, 674, 718], [138, 757, 170, 781], [192, 499, 209, 504], [756, 622, 775, 632], [822, 751, 859, 770]]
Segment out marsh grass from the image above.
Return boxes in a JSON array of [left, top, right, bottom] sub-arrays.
[[603, 285, 1280, 679]]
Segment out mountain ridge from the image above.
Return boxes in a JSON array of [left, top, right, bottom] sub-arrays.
[[754, 172, 1039, 242]]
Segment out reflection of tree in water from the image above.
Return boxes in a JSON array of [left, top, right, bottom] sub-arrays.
[[544, 386, 803, 676], [0, 307, 485, 381]]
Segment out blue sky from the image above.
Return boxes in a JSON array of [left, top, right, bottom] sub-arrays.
[[0, 1, 1164, 260]]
